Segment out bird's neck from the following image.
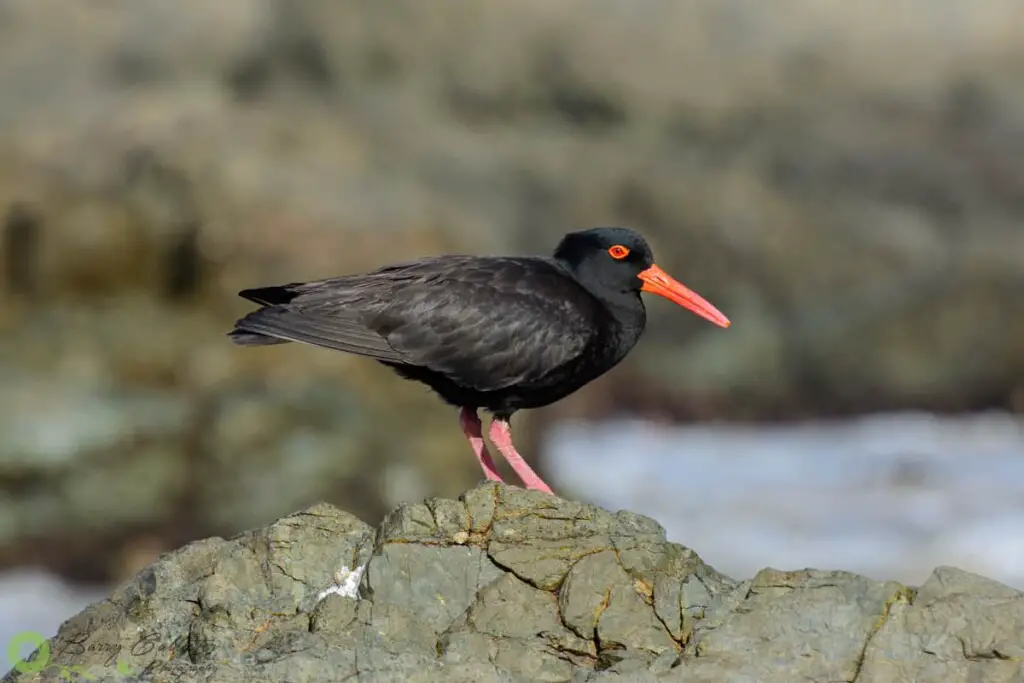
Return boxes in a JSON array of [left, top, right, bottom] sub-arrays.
[[603, 290, 647, 332], [553, 258, 647, 346], [588, 289, 647, 365]]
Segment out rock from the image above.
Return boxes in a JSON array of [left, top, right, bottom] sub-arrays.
[[3, 484, 1022, 683]]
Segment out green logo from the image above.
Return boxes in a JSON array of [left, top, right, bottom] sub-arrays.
[[4, 630, 148, 680], [7, 630, 50, 673]]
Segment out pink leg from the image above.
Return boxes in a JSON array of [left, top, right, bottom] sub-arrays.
[[459, 407, 503, 483], [488, 418, 555, 494]]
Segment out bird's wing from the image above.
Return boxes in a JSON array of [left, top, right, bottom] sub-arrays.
[[230, 305, 405, 360], [230, 256, 600, 391], [229, 267, 413, 361], [369, 256, 599, 392]]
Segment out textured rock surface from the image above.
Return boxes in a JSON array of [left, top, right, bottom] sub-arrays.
[[3, 484, 1022, 682]]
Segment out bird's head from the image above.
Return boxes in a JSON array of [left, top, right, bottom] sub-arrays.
[[554, 227, 730, 328]]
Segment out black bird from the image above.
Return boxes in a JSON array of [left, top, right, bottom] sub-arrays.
[[229, 227, 730, 494]]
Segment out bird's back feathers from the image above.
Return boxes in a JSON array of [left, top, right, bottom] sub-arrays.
[[229, 255, 607, 393]]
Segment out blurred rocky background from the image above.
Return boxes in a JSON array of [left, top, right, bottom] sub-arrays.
[[1, 0, 1023, 653]]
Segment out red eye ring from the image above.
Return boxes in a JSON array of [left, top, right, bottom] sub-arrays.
[[608, 245, 630, 259]]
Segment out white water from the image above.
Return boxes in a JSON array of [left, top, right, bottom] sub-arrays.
[[545, 411, 1024, 590]]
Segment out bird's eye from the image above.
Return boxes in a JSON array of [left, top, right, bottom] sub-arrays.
[[608, 245, 630, 259]]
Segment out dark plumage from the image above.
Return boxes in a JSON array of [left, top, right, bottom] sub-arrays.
[[230, 227, 730, 494]]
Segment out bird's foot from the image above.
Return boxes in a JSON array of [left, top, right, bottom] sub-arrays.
[[488, 418, 555, 495], [459, 407, 504, 483]]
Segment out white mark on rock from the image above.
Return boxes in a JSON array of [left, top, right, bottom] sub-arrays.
[[316, 564, 366, 602]]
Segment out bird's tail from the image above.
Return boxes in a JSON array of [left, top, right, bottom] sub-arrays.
[[237, 284, 304, 306], [229, 307, 293, 345], [229, 284, 303, 345]]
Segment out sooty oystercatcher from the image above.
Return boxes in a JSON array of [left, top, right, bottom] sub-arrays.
[[229, 227, 730, 494]]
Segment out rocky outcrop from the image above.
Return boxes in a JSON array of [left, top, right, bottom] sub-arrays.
[[4, 484, 1022, 682]]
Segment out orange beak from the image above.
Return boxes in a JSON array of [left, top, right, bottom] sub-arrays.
[[638, 264, 731, 328]]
